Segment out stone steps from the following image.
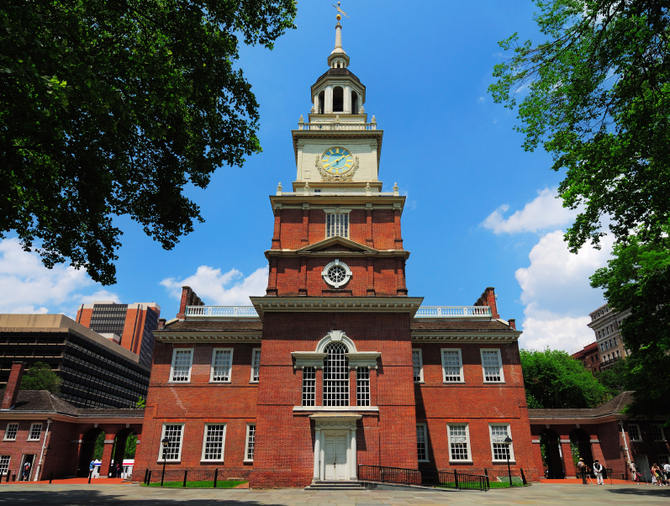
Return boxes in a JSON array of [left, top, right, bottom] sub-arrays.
[[305, 480, 366, 490]]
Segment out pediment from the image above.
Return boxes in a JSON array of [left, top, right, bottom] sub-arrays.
[[296, 236, 378, 255]]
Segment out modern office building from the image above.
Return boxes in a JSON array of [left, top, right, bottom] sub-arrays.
[[0, 314, 150, 409], [76, 301, 161, 368]]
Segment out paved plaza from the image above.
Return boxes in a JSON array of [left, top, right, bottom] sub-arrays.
[[0, 483, 669, 506]]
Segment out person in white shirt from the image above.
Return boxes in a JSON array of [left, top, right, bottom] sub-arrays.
[[593, 460, 604, 485]]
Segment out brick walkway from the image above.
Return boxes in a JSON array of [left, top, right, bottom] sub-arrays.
[[0, 482, 669, 505]]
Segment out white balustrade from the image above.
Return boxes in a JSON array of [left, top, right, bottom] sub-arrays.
[[185, 305, 491, 319], [298, 122, 377, 131], [414, 306, 492, 318]]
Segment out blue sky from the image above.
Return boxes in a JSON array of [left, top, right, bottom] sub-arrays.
[[0, 1, 613, 352]]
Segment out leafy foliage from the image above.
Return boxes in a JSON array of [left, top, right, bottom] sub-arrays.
[[135, 395, 146, 409], [124, 433, 137, 459], [19, 361, 61, 393], [520, 349, 609, 408], [490, 0, 670, 419], [489, 0, 670, 253], [594, 352, 629, 397], [591, 233, 670, 419], [0, 0, 297, 284]]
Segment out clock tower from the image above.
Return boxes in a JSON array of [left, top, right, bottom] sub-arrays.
[[250, 11, 422, 487]]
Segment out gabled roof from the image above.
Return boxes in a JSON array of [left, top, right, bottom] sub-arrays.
[[528, 391, 635, 422], [296, 236, 378, 254]]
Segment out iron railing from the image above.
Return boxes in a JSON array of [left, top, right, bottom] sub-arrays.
[[358, 465, 489, 491]]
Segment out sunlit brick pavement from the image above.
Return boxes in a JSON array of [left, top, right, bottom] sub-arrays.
[[0, 482, 669, 506]]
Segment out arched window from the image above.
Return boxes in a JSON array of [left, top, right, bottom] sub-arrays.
[[352, 91, 359, 114], [318, 90, 325, 114], [323, 342, 349, 406], [333, 86, 344, 112]]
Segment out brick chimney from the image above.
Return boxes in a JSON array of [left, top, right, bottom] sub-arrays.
[[177, 286, 204, 320], [2, 362, 26, 410], [474, 287, 500, 319], [508, 318, 516, 330], [157, 318, 166, 330]]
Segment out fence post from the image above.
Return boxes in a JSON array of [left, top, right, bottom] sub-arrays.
[[147, 470, 152, 485], [88, 470, 92, 484], [183, 470, 187, 488], [520, 468, 527, 485], [214, 468, 218, 488], [484, 468, 490, 489], [6, 470, 10, 483], [454, 470, 459, 490], [49, 470, 54, 484]]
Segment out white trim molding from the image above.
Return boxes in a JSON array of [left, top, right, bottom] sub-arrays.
[[292, 330, 381, 370]]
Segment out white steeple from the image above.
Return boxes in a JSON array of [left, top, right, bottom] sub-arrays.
[[328, 3, 350, 69]]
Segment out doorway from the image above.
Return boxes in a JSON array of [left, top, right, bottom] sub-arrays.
[[19, 454, 35, 481], [635, 454, 651, 483], [324, 432, 349, 481]]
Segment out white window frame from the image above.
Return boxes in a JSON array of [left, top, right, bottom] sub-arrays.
[[489, 424, 515, 463], [250, 348, 261, 383], [158, 423, 184, 462], [325, 210, 350, 239], [412, 349, 424, 383], [481, 349, 505, 383], [244, 423, 256, 463], [3, 423, 18, 441], [170, 348, 194, 383], [356, 367, 370, 407], [447, 424, 472, 463], [628, 423, 642, 442], [27, 423, 42, 441], [0, 456, 9, 476], [200, 423, 226, 462], [652, 425, 666, 442], [301, 366, 316, 407], [441, 348, 464, 383], [416, 423, 429, 462], [210, 348, 233, 383]]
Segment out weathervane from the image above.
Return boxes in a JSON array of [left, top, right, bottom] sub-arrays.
[[332, 2, 350, 20]]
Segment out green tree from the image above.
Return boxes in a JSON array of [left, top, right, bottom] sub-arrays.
[[93, 432, 104, 461], [19, 361, 61, 393], [591, 234, 670, 419], [520, 349, 609, 409], [490, 0, 670, 419], [1, 0, 297, 285], [595, 353, 629, 397], [124, 433, 137, 459]]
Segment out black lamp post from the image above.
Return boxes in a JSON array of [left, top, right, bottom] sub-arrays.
[[503, 436, 513, 488], [160, 437, 170, 487]]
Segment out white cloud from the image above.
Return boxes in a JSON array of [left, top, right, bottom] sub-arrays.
[[0, 238, 119, 316], [515, 230, 614, 351], [161, 265, 268, 306], [477, 96, 485, 103], [481, 188, 578, 235]]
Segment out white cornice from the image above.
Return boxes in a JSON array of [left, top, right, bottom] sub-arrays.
[[155, 332, 262, 343], [411, 332, 521, 343], [250, 297, 424, 320]]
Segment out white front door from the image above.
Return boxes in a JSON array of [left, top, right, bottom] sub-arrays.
[[324, 432, 348, 481]]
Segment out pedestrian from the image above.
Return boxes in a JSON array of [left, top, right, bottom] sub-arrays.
[[663, 462, 670, 483], [593, 460, 604, 485], [89, 459, 95, 478], [116, 462, 121, 478], [630, 461, 640, 484], [22, 460, 31, 481], [577, 457, 589, 484]]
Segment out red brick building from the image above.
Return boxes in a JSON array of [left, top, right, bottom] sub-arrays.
[[571, 341, 601, 374], [135, 20, 538, 488]]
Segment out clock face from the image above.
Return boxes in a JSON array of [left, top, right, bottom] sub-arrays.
[[321, 147, 354, 175]]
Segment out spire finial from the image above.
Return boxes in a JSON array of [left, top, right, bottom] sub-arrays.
[[331, 3, 348, 57]]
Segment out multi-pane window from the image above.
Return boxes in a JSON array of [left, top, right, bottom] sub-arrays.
[[412, 349, 423, 382], [652, 425, 666, 442], [490, 424, 513, 461], [4, 423, 18, 441], [416, 424, 428, 462], [201, 424, 226, 461], [0, 456, 9, 475], [356, 368, 370, 407], [481, 349, 504, 382], [326, 213, 349, 238], [170, 349, 193, 382], [441, 349, 463, 382], [302, 367, 316, 406], [448, 424, 471, 461], [323, 343, 349, 407], [159, 424, 184, 461], [628, 424, 642, 442], [250, 349, 261, 383], [245, 424, 256, 462], [28, 423, 42, 441], [210, 349, 233, 382]]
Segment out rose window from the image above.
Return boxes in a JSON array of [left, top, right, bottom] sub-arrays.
[[321, 259, 352, 289]]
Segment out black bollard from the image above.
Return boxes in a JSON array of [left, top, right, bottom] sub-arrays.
[[88, 470, 92, 484], [183, 470, 187, 488], [214, 468, 218, 489], [49, 470, 54, 484], [520, 468, 527, 485]]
